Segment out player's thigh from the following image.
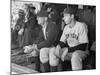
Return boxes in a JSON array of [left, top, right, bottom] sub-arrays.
[[71, 50, 88, 61]]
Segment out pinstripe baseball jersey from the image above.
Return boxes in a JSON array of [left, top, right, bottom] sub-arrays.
[[60, 21, 88, 47]]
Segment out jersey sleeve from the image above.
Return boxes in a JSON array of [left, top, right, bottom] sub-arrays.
[[79, 23, 88, 44]]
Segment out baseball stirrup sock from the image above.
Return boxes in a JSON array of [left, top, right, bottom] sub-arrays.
[[43, 62, 50, 72], [50, 66, 57, 72]]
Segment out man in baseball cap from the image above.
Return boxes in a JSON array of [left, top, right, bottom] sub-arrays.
[[62, 7, 77, 25], [37, 9, 59, 72], [51, 6, 89, 71], [24, 9, 59, 72]]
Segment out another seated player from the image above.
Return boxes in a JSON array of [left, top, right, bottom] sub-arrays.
[[51, 7, 89, 71], [24, 9, 59, 72]]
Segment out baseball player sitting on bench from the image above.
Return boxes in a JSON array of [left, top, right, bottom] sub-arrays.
[[23, 9, 59, 72], [51, 7, 89, 71]]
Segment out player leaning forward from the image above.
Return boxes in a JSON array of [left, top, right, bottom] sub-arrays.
[[24, 9, 59, 72], [53, 7, 89, 70]]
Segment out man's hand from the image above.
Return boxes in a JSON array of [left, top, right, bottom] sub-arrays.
[[24, 44, 39, 54], [32, 44, 40, 52], [18, 28, 24, 35], [61, 48, 68, 61], [32, 44, 37, 50], [55, 45, 61, 58], [29, 50, 39, 57], [24, 45, 33, 53]]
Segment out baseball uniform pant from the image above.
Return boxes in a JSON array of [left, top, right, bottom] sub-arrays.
[[40, 47, 59, 67], [51, 47, 89, 70]]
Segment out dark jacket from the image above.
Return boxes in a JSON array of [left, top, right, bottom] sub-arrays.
[[34, 20, 60, 49]]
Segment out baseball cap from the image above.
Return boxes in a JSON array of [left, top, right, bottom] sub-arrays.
[[37, 9, 48, 17], [63, 7, 77, 15]]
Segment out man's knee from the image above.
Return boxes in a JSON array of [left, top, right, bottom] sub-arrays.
[[40, 48, 49, 63], [50, 47, 55, 54], [71, 51, 82, 62], [49, 58, 59, 66], [49, 47, 59, 66]]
